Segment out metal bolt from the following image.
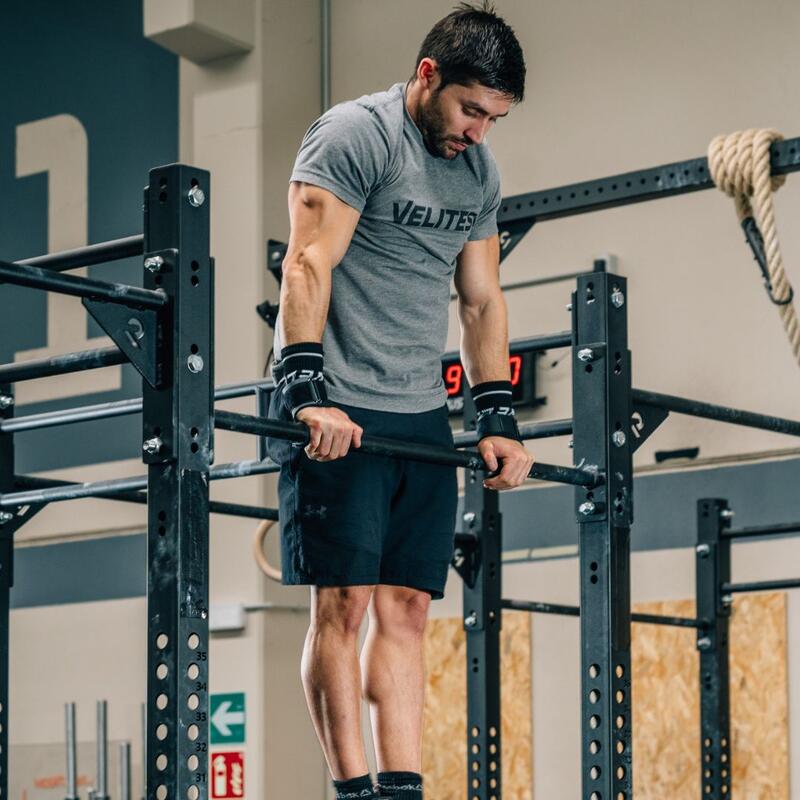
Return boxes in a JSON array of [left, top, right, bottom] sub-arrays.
[[142, 437, 163, 455], [611, 286, 625, 308], [463, 511, 476, 525], [720, 508, 735, 520], [187, 354, 204, 373], [144, 255, 164, 273], [577, 347, 595, 363], [568, 439, 574, 449], [579, 501, 596, 516], [0, 395, 14, 409], [566, 303, 573, 312], [696, 543, 711, 558], [612, 430, 627, 448], [464, 611, 478, 628], [0, 511, 14, 525], [721, 594, 733, 606], [188, 185, 205, 207], [697, 636, 712, 651]]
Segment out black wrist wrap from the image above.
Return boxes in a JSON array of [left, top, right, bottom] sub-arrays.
[[471, 380, 521, 442], [273, 342, 328, 419]]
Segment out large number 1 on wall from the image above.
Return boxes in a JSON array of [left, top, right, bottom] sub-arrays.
[[13, 114, 122, 404]]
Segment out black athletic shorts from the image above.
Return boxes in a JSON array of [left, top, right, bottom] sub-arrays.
[[265, 391, 458, 599]]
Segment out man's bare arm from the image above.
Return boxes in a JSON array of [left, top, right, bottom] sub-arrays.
[[454, 234, 509, 385], [454, 235, 534, 490], [280, 182, 361, 345], [278, 182, 364, 462]]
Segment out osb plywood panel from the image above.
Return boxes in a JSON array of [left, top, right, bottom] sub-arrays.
[[423, 612, 532, 800], [632, 593, 788, 799]]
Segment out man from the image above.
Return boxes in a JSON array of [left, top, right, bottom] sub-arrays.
[[267, 4, 529, 798]]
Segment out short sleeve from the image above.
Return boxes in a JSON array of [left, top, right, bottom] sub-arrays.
[[468, 151, 502, 241], [290, 105, 389, 213]]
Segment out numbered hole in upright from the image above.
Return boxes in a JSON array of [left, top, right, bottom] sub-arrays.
[[187, 694, 199, 711], [589, 664, 600, 679], [187, 724, 199, 741], [156, 663, 168, 680], [156, 633, 169, 650], [187, 663, 200, 680], [156, 694, 169, 710], [156, 754, 168, 771], [187, 786, 199, 800], [187, 633, 200, 650], [187, 755, 199, 771], [156, 786, 168, 800], [156, 724, 168, 741]]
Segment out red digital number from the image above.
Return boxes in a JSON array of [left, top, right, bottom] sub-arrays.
[[444, 363, 463, 397], [509, 355, 522, 386]]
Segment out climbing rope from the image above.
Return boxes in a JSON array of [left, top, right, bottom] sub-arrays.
[[708, 129, 800, 365]]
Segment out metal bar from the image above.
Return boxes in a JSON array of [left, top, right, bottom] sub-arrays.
[[12, 475, 278, 519], [453, 418, 572, 447], [2, 396, 142, 433], [2, 474, 149, 506], [17, 235, 144, 272], [696, 499, 733, 798], [214, 409, 598, 487], [143, 164, 212, 800], [451, 270, 586, 300], [502, 599, 702, 628], [0, 377, 273, 434], [141, 703, 146, 800], [723, 577, 800, 594], [65, 703, 78, 800], [461, 388, 502, 800], [503, 598, 580, 617], [0, 345, 127, 384], [0, 259, 167, 311], [632, 388, 800, 437], [2, 458, 280, 507], [442, 330, 572, 363], [572, 271, 634, 798], [119, 742, 132, 800], [723, 521, 800, 540], [0, 383, 13, 800], [497, 136, 800, 227], [96, 700, 109, 800]]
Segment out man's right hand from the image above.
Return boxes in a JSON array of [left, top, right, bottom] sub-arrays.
[[295, 406, 364, 462]]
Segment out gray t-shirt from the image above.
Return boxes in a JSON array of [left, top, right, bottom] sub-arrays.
[[276, 81, 501, 413]]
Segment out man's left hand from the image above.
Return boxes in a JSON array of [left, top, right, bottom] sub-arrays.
[[478, 436, 535, 490]]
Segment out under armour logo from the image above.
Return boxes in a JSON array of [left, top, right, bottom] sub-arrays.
[[302, 504, 328, 519]]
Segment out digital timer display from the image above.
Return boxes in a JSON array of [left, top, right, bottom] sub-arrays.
[[441, 352, 537, 415]]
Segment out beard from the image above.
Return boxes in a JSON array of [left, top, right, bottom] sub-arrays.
[[417, 91, 468, 159]]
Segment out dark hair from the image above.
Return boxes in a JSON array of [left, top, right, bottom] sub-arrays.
[[413, 2, 526, 102]]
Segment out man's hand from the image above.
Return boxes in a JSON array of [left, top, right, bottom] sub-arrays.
[[295, 406, 363, 462], [478, 436, 535, 490]]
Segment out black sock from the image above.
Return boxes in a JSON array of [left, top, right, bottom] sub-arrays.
[[332, 773, 377, 799], [376, 771, 423, 799]]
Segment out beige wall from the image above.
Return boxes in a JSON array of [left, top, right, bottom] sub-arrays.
[[8, 2, 800, 799]]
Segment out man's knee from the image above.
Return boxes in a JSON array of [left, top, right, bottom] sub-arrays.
[[371, 585, 431, 639], [310, 585, 375, 637]]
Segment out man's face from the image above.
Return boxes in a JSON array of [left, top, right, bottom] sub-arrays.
[[417, 77, 513, 159]]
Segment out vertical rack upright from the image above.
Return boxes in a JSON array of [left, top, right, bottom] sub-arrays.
[[143, 165, 214, 800], [571, 271, 634, 799], [695, 498, 733, 798]]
